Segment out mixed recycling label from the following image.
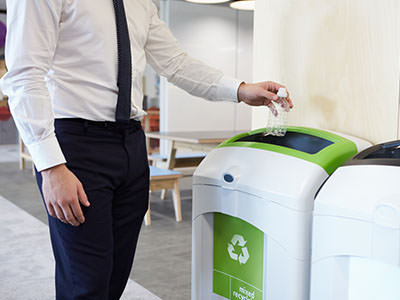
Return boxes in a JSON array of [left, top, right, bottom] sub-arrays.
[[213, 213, 264, 300]]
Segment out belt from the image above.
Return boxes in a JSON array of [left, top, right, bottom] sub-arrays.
[[56, 118, 142, 130]]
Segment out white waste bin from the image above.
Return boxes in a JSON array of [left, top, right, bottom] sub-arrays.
[[311, 140, 400, 300], [192, 127, 370, 300]]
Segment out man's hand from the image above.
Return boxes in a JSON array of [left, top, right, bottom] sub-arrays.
[[41, 164, 90, 226], [237, 81, 294, 112]]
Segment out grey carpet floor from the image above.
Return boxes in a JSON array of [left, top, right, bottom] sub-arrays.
[[0, 144, 19, 163], [0, 195, 161, 300]]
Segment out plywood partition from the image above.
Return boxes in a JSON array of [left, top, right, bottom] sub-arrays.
[[252, 0, 400, 144]]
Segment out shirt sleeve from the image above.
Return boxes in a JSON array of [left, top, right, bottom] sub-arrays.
[[1, 0, 66, 172], [144, 2, 243, 103]]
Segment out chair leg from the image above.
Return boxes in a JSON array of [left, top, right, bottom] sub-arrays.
[[160, 189, 167, 200], [144, 198, 151, 226], [171, 179, 182, 222]]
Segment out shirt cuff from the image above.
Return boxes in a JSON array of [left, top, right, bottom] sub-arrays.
[[216, 76, 244, 103], [27, 136, 67, 172]]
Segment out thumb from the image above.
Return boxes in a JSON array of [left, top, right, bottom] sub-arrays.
[[77, 184, 90, 207]]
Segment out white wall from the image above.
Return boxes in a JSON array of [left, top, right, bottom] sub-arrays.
[[160, 0, 253, 134], [253, 0, 400, 144]]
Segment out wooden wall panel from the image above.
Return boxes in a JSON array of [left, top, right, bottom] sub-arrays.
[[253, 0, 400, 144]]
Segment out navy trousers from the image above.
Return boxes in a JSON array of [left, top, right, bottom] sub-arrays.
[[35, 118, 150, 300]]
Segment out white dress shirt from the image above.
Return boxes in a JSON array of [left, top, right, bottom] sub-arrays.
[[0, 0, 242, 171]]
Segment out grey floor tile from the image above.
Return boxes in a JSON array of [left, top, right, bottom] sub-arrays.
[[0, 162, 193, 299]]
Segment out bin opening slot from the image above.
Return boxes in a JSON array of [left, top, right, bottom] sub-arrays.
[[236, 132, 333, 154], [364, 145, 400, 159]]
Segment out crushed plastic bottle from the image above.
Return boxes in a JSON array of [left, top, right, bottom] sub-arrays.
[[264, 88, 290, 136]]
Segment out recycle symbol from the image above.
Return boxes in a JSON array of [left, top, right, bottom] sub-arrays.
[[227, 234, 250, 265]]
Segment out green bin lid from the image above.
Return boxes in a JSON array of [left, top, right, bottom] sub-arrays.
[[217, 126, 358, 175]]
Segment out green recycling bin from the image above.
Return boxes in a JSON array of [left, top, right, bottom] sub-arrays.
[[191, 127, 370, 300]]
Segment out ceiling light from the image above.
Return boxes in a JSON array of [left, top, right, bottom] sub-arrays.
[[229, 0, 255, 10], [184, 0, 230, 4]]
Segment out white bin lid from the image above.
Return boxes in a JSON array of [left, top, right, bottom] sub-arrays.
[[315, 165, 400, 228], [194, 146, 330, 212], [194, 127, 370, 212]]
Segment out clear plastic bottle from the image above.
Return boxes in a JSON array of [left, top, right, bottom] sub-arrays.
[[264, 88, 290, 136]]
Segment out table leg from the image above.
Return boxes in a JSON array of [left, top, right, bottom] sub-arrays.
[[161, 140, 177, 200], [166, 140, 177, 170], [19, 136, 25, 171]]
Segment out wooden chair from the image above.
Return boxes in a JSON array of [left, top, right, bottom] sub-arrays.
[[148, 152, 206, 200], [145, 166, 184, 226]]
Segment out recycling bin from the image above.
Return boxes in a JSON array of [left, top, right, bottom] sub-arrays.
[[191, 127, 370, 300], [310, 140, 400, 300]]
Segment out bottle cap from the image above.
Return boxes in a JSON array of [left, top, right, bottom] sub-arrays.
[[277, 87, 287, 98]]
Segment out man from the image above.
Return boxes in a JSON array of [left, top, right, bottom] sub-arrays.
[[1, 0, 292, 299]]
